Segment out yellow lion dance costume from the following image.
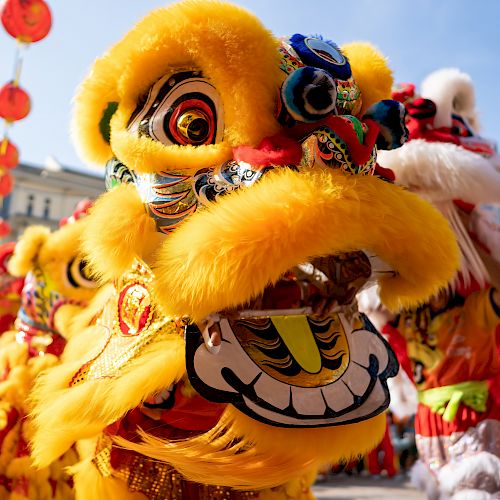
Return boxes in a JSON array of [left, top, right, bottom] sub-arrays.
[[30, 2, 459, 499], [0, 204, 100, 499]]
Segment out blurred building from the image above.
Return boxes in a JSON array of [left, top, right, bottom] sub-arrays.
[[1, 162, 104, 240]]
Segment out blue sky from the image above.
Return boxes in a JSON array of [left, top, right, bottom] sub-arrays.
[[0, 0, 498, 173]]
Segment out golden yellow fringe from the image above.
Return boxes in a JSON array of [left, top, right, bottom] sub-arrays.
[[30, 329, 186, 468], [116, 407, 385, 490]]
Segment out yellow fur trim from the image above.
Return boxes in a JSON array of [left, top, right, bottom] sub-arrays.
[[8, 226, 50, 277], [151, 168, 459, 321], [341, 42, 393, 115], [30, 327, 185, 468], [82, 184, 163, 282], [118, 407, 385, 490], [73, 0, 282, 171]]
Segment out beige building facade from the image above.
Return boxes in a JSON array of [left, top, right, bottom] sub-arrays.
[[2, 163, 104, 240]]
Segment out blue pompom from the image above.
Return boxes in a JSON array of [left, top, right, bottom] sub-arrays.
[[281, 66, 337, 123], [289, 34, 352, 80], [363, 100, 409, 150]]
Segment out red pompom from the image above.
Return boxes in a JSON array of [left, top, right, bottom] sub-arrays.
[[0, 219, 11, 238], [1, 0, 52, 43], [0, 173, 14, 196], [0, 82, 30, 122], [391, 83, 415, 105], [0, 140, 19, 169]]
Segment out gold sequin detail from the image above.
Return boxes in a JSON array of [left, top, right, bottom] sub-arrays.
[[71, 260, 182, 386], [93, 436, 258, 500]]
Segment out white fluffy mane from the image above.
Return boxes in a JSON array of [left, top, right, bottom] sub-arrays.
[[378, 140, 500, 204], [421, 67, 479, 132]]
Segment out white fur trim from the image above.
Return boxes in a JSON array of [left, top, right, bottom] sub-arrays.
[[435, 201, 489, 288], [387, 369, 418, 420], [438, 452, 500, 498], [450, 490, 497, 500], [411, 459, 440, 500], [378, 140, 500, 204], [420, 68, 479, 132]]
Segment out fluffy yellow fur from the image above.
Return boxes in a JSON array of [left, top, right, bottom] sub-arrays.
[[341, 42, 393, 116], [81, 184, 163, 282], [73, 0, 282, 171], [30, 318, 186, 468], [150, 168, 459, 321], [118, 407, 385, 490], [0, 217, 103, 499], [7, 226, 50, 277]]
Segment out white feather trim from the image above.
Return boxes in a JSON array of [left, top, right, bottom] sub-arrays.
[[420, 68, 479, 132], [378, 140, 500, 204]]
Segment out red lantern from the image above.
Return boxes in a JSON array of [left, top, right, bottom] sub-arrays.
[[0, 140, 19, 169], [0, 82, 30, 122], [0, 173, 14, 196], [0, 220, 11, 238], [1, 0, 52, 43]]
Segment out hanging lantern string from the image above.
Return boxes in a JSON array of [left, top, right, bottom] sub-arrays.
[[1, 122, 11, 155], [12, 39, 27, 87], [1, 40, 26, 155]]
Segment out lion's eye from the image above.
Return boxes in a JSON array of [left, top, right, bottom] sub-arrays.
[[128, 70, 223, 146], [67, 258, 98, 289]]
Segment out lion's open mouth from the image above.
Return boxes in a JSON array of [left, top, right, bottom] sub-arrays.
[[185, 251, 398, 427]]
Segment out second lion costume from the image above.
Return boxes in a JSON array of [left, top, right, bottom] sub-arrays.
[[30, 2, 459, 499]]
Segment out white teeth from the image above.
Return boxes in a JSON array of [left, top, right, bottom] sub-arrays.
[[253, 371, 292, 410], [342, 362, 371, 396], [291, 385, 327, 416], [320, 379, 354, 412], [191, 315, 392, 426], [330, 380, 386, 425], [200, 314, 221, 355]]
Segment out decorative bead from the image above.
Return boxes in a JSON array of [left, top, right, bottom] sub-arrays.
[[0, 139, 19, 169], [0, 172, 14, 196], [1, 0, 52, 43], [0, 82, 31, 122], [0, 219, 10, 237]]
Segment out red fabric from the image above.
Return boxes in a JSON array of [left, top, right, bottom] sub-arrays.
[[374, 163, 395, 182], [383, 323, 414, 382], [367, 417, 397, 476], [415, 396, 500, 438], [233, 133, 302, 167], [288, 115, 379, 166]]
